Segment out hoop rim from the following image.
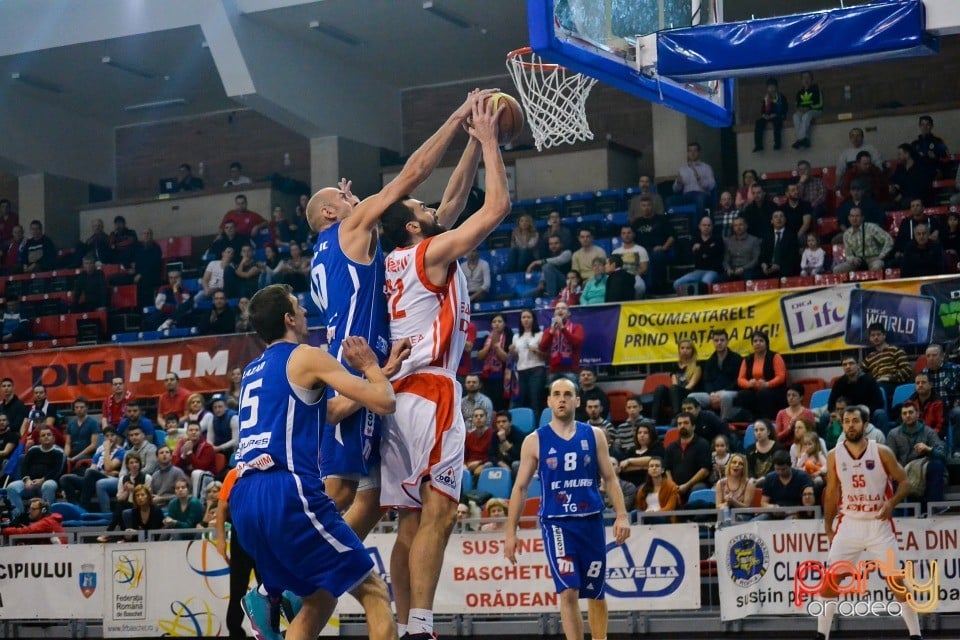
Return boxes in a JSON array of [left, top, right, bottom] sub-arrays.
[[506, 46, 563, 71]]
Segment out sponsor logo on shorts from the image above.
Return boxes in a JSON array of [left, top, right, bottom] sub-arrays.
[[727, 534, 769, 587], [552, 524, 565, 557], [434, 467, 458, 489], [556, 556, 575, 575]]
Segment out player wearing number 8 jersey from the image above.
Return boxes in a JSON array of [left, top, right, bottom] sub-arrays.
[[306, 89, 496, 540], [505, 378, 630, 640], [377, 94, 511, 640], [229, 284, 406, 640], [815, 405, 922, 640]]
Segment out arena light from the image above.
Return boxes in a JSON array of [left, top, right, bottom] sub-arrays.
[[308, 20, 363, 47], [10, 72, 62, 94], [101, 56, 159, 80], [422, 2, 471, 29], [123, 98, 187, 112]]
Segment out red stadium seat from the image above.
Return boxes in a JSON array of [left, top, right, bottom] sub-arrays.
[[814, 273, 846, 286], [884, 268, 901, 280], [886, 210, 907, 236], [830, 244, 845, 264], [711, 282, 746, 294], [780, 276, 814, 288], [744, 278, 780, 292], [99, 264, 124, 280], [606, 390, 633, 424], [110, 284, 138, 310], [161, 236, 194, 260], [817, 216, 839, 239], [848, 270, 883, 282], [662, 428, 679, 448]]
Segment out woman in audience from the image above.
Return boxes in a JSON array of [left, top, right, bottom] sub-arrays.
[[710, 434, 731, 485], [619, 423, 664, 488], [479, 498, 509, 532], [510, 308, 546, 412], [199, 480, 222, 529], [715, 453, 755, 518], [746, 419, 782, 483], [651, 339, 703, 424], [553, 271, 582, 307], [788, 417, 827, 466], [636, 457, 679, 523], [234, 297, 252, 333], [794, 431, 827, 489], [123, 484, 165, 536], [735, 331, 788, 421], [774, 383, 815, 445], [580, 257, 608, 305], [278, 241, 310, 292], [98, 452, 148, 541], [736, 169, 759, 208], [477, 313, 514, 411], [268, 206, 296, 250], [257, 244, 284, 288], [225, 367, 242, 411], [183, 393, 214, 434], [509, 214, 539, 272], [163, 478, 204, 529]]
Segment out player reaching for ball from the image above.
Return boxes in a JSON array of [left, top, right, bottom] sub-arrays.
[[505, 378, 631, 640], [376, 92, 512, 640], [305, 88, 497, 542]]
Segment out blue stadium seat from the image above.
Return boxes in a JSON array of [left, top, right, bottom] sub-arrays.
[[687, 488, 716, 505], [591, 189, 625, 214], [461, 468, 475, 494], [477, 467, 512, 499], [594, 237, 614, 255], [499, 297, 534, 310], [809, 389, 831, 411], [742, 423, 756, 451], [472, 300, 506, 313], [891, 383, 915, 408], [539, 407, 552, 426], [493, 272, 527, 298], [297, 292, 321, 318], [510, 407, 535, 435], [562, 191, 595, 217], [111, 332, 142, 343], [479, 249, 511, 274]]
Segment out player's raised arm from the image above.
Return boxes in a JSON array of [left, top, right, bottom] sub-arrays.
[[594, 427, 631, 545], [504, 432, 539, 565], [347, 89, 495, 234], [435, 136, 482, 229], [876, 444, 910, 520], [425, 95, 511, 268]]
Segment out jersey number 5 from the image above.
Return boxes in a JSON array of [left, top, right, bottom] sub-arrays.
[[239, 379, 263, 431], [385, 278, 406, 320]]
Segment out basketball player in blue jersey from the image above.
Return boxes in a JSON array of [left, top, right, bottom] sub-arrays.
[[505, 378, 631, 640], [306, 88, 495, 539], [230, 284, 407, 640]]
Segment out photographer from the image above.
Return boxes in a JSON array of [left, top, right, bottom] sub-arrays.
[[537, 301, 584, 384], [1, 498, 66, 544]]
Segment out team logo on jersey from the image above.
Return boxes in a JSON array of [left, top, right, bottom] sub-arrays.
[[727, 534, 769, 588], [434, 467, 458, 488], [555, 491, 569, 505], [583, 454, 591, 466], [581, 440, 589, 450], [545, 457, 558, 470], [865, 459, 875, 470]]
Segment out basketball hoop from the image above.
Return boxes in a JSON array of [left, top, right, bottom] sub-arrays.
[[506, 47, 598, 151]]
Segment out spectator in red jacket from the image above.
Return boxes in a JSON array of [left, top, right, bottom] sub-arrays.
[[158, 372, 192, 419], [910, 372, 944, 437], [538, 301, 584, 384], [173, 421, 216, 492], [1, 498, 67, 544], [219, 194, 267, 238], [101, 377, 134, 431]]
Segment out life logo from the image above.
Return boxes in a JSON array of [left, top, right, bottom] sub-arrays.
[[727, 533, 769, 588], [604, 538, 685, 598]]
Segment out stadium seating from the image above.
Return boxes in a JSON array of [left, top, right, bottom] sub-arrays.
[[509, 407, 536, 435], [538, 407, 552, 426], [527, 474, 542, 499], [477, 467, 512, 499], [606, 389, 633, 424], [810, 389, 831, 411], [891, 383, 916, 409], [742, 423, 756, 450]]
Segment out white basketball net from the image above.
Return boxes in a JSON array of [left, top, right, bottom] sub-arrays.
[[507, 48, 598, 151]]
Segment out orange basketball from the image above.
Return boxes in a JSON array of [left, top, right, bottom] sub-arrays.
[[490, 92, 524, 145]]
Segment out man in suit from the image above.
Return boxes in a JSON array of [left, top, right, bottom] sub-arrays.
[[760, 210, 800, 278]]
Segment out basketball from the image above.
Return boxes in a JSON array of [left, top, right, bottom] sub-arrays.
[[490, 92, 524, 145]]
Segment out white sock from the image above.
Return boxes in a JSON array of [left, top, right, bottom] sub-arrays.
[[407, 608, 433, 635], [901, 603, 921, 637], [257, 584, 269, 597], [397, 623, 407, 637], [816, 598, 835, 638]]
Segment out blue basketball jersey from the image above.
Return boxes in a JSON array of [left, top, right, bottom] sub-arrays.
[[236, 342, 325, 479], [537, 421, 605, 520], [310, 222, 390, 364]]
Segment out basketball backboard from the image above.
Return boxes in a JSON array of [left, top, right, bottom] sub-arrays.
[[526, 0, 735, 127]]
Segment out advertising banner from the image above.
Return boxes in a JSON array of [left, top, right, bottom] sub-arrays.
[[2, 334, 263, 404], [716, 518, 960, 622], [844, 289, 936, 346], [338, 525, 701, 615], [0, 545, 102, 619]]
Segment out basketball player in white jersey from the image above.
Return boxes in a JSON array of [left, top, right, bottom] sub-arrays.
[[817, 405, 922, 640], [305, 88, 495, 540], [377, 96, 510, 640]]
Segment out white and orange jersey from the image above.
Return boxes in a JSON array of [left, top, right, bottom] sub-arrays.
[[834, 438, 893, 519], [384, 237, 470, 380]]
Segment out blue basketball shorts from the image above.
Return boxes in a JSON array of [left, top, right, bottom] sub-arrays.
[[321, 403, 381, 480], [540, 513, 606, 599], [230, 471, 374, 598]]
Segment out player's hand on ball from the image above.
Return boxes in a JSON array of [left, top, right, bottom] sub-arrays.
[[613, 514, 630, 545], [457, 88, 497, 124], [467, 91, 503, 144], [342, 336, 377, 371]]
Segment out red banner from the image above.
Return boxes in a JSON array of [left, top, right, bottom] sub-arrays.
[[2, 334, 264, 404]]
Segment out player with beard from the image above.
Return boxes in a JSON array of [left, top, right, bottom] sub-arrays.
[[377, 96, 509, 640], [306, 89, 494, 540], [815, 405, 921, 640]]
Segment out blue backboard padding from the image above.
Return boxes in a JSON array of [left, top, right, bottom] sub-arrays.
[[526, 0, 735, 128], [657, 0, 938, 81]]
